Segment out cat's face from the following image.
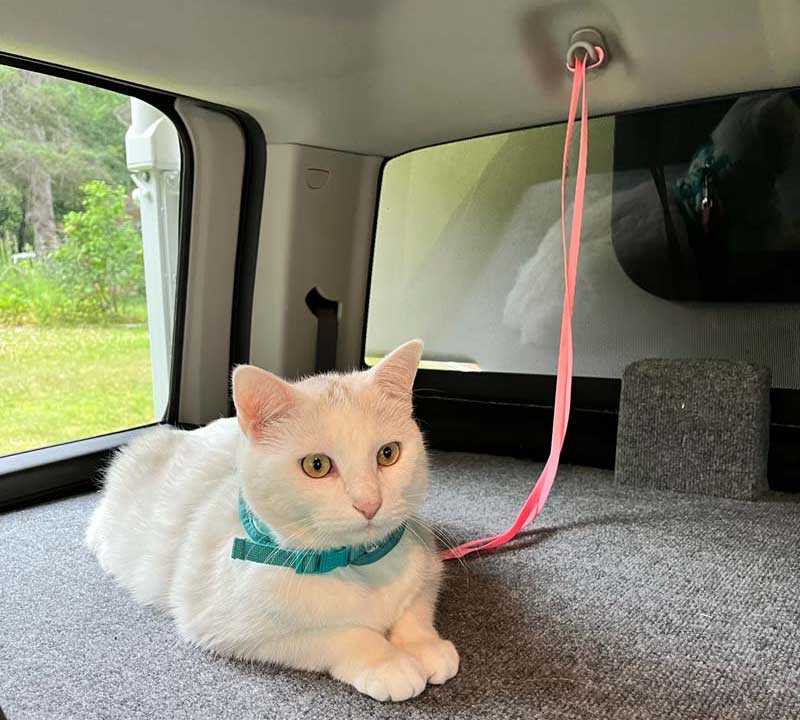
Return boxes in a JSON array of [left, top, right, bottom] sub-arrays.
[[232, 341, 427, 549]]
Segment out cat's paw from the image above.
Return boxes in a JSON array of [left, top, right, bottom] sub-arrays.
[[400, 638, 459, 685], [350, 651, 428, 702]]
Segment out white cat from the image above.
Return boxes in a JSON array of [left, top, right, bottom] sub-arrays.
[[86, 340, 458, 702]]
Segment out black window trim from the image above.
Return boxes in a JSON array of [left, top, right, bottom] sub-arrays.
[[0, 427, 155, 512], [0, 51, 265, 511], [226, 110, 267, 412]]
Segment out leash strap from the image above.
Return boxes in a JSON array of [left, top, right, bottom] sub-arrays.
[[441, 48, 601, 561]]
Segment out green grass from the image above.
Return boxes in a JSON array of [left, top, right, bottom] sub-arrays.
[[0, 324, 155, 456]]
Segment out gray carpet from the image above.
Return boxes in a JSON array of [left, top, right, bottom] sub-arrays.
[[2, 452, 799, 720]]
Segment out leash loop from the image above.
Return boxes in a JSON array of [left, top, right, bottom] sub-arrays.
[[441, 44, 602, 561], [567, 45, 606, 72]]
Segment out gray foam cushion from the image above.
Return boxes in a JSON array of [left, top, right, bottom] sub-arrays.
[[615, 358, 770, 499]]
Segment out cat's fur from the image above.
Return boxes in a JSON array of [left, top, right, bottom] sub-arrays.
[[86, 340, 458, 702]]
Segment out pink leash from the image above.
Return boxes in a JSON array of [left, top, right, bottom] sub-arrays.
[[441, 48, 604, 561]]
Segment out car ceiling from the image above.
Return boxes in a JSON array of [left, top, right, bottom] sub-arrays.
[[1, 0, 798, 156]]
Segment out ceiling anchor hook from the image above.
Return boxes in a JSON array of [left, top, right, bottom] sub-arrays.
[[566, 28, 609, 72]]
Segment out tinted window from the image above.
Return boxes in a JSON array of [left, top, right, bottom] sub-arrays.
[[366, 92, 800, 388]]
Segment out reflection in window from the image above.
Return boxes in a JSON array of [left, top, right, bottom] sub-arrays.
[[613, 92, 800, 301]]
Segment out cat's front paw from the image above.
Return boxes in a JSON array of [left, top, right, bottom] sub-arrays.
[[400, 638, 459, 685], [350, 651, 427, 702]]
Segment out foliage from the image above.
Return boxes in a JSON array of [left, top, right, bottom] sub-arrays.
[[56, 180, 144, 316], [0, 66, 131, 248], [0, 181, 145, 324], [0, 178, 23, 244], [0, 67, 149, 325], [0, 258, 63, 324]]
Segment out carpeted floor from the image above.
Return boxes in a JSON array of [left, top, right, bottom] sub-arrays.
[[2, 452, 799, 720]]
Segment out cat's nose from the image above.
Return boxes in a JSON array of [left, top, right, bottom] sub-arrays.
[[353, 499, 382, 520]]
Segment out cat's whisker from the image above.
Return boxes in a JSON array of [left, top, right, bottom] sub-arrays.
[[408, 513, 471, 575], [403, 522, 435, 554], [412, 515, 461, 549], [271, 522, 315, 548], [415, 519, 464, 558]]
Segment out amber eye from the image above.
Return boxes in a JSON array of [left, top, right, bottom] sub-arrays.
[[301, 454, 332, 478], [377, 442, 401, 467]]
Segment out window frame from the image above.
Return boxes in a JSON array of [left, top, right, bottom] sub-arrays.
[[361, 94, 800, 493], [0, 52, 264, 511]]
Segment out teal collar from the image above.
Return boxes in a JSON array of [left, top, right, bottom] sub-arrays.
[[231, 494, 406, 575]]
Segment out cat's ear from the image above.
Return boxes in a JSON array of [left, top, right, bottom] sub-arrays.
[[370, 339, 423, 401], [232, 365, 297, 442]]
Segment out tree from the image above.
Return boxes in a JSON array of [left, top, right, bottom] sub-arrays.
[[21, 70, 58, 255], [0, 66, 131, 255], [53, 180, 144, 319]]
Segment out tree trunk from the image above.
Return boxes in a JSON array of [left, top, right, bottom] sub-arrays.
[[29, 137, 58, 255], [16, 192, 27, 253], [21, 70, 58, 256]]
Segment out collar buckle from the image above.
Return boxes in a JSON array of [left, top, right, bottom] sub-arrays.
[[294, 553, 321, 574], [319, 547, 350, 573]]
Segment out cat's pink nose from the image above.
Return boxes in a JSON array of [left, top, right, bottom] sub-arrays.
[[353, 499, 382, 520]]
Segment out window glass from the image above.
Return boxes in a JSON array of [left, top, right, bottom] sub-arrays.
[[0, 68, 181, 456], [366, 92, 800, 388]]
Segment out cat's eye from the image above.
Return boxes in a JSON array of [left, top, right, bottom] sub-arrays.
[[301, 454, 332, 478], [377, 442, 401, 467]]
